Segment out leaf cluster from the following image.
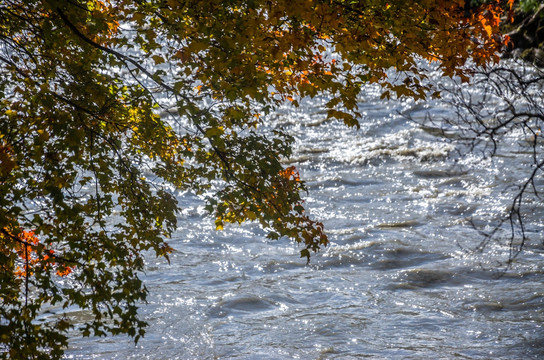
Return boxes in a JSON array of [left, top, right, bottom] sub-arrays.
[[0, 0, 508, 358]]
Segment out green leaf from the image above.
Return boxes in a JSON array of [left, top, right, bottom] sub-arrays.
[[152, 55, 165, 64], [204, 127, 224, 137]]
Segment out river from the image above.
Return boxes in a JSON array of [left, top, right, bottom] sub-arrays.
[[65, 60, 544, 359]]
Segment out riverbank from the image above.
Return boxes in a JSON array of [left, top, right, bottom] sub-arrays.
[[503, 3, 544, 66]]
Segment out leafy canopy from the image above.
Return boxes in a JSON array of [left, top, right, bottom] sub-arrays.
[[0, 0, 508, 358]]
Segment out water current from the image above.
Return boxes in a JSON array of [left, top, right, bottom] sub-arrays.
[[65, 61, 544, 359]]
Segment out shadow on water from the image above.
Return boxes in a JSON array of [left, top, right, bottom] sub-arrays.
[[207, 295, 277, 318], [387, 268, 459, 290], [367, 247, 450, 271], [322, 241, 450, 271], [512, 335, 544, 359]]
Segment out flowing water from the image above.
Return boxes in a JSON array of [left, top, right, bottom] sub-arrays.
[[65, 62, 544, 359]]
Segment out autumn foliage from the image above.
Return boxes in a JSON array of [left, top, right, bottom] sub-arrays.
[[1, 228, 74, 278], [0, 0, 509, 358]]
